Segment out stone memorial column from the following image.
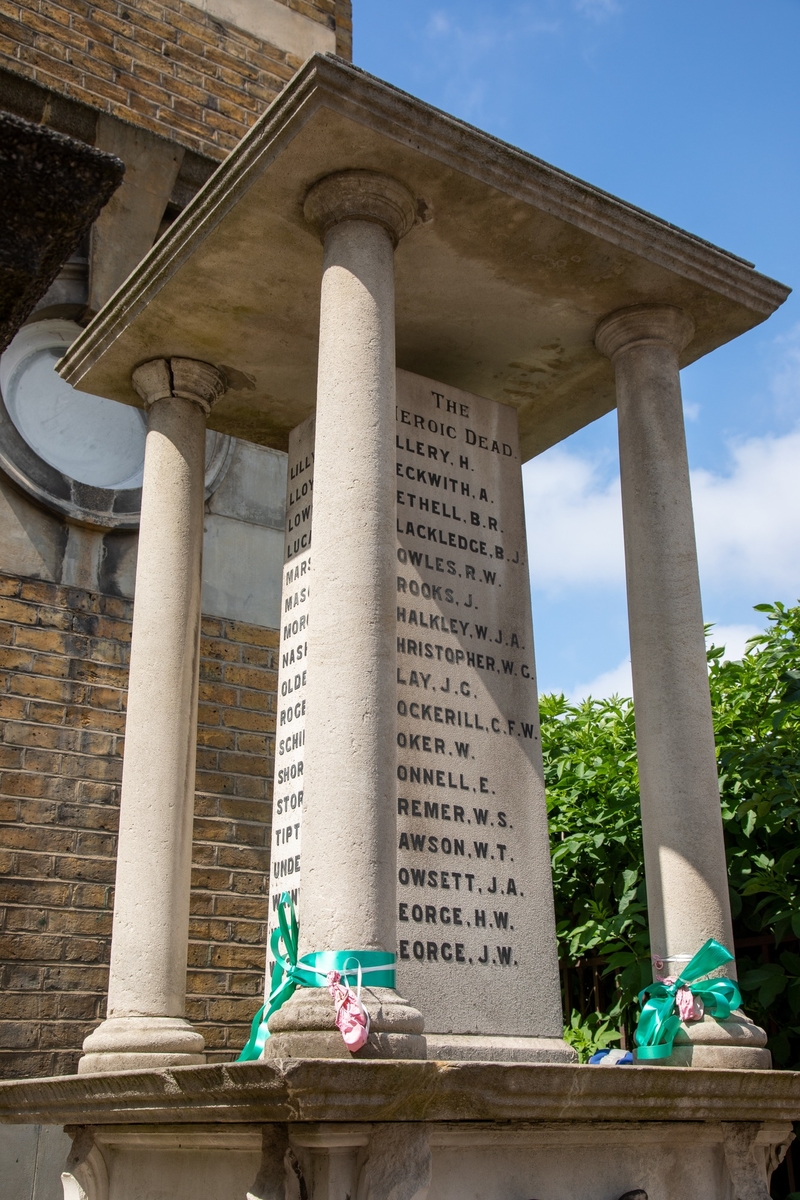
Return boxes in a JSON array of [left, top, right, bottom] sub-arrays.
[[596, 306, 769, 1067], [265, 171, 425, 1058], [79, 357, 226, 1073]]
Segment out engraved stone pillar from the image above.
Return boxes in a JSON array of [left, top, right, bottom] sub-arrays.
[[596, 306, 769, 1067], [265, 171, 425, 1058], [79, 357, 226, 1073]]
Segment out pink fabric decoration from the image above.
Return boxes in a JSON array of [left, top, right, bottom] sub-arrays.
[[327, 970, 370, 1052], [675, 985, 704, 1022], [655, 977, 705, 1022]]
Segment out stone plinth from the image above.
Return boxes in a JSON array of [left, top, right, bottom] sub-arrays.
[[55, 1120, 796, 1200], [1, 1062, 797, 1200]]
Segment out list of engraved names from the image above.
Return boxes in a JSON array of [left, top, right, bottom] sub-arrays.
[[394, 369, 547, 1037]]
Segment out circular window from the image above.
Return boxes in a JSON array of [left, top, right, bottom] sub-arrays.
[[2, 321, 147, 490], [0, 320, 233, 528]]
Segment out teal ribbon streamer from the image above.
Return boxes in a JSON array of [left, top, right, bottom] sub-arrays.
[[237, 892, 396, 1062], [634, 937, 742, 1061]]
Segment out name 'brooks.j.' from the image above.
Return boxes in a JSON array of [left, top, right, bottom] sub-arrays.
[[267, 370, 558, 1043], [394, 369, 554, 1039]]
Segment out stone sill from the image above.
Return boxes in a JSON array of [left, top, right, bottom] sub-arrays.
[[1, 1060, 799, 1126]]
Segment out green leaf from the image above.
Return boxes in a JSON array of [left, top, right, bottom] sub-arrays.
[[739, 964, 785, 990], [780, 952, 800, 977]]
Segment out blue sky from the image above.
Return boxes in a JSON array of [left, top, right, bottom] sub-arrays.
[[355, 0, 800, 697]]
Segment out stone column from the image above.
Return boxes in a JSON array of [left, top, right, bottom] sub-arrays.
[[265, 171, 424, 1058], [596, 305, 769, 1067], [79, 357, 226, 1074]]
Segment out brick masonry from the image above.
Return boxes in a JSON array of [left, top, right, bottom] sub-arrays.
[[0, 0, 352, 160], [0, 571, 277, 1078]]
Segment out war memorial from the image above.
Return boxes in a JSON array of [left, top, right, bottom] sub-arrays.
[[0, 50, 797, 1200]]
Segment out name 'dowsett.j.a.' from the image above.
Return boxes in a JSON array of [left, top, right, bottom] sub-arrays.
[[268, 372, 553, 1038]]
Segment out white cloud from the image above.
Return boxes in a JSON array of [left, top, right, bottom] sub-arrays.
[[569, 656, 632, 702], [564, 621, 763, 705], [566, 624, 761, 703], [692, 427, 800, 592], [574, 0, 621, 19], [705, 623, 761, 661], [426, 11, 451, 37], [523, 447, 624, 591], [770, 321, 800, 417], [416, 5, 562, 120], [523, 424, 800, 598]]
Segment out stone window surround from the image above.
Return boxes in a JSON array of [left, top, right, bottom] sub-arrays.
[[0, 318, 234, 529]]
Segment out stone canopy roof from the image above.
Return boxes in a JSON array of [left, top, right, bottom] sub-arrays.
[[59, 54, 790, 461]]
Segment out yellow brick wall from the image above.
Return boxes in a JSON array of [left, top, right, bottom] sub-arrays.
[[0, 0, 352, 160], [0, 572, 277, 1077]]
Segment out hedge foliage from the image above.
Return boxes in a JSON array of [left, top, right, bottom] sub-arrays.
[[543, 600, 800, 1066]]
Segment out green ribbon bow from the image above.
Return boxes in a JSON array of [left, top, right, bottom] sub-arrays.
[[634, 937, 742, 1062], [237, 892, 396, 1062]]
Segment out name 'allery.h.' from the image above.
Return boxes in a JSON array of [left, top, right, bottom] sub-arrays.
[[270, 369, 561, 1045], [0, 23, 796, 1200]]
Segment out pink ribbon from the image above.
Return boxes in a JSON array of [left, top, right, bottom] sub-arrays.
[[327, 969, 370, 1052], [657, 978, 705, 1022]]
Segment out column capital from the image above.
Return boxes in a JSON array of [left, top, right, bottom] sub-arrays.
[[304, 170, 417, 247], [595, 304, 695, 362], [131, 357, 227, 416]]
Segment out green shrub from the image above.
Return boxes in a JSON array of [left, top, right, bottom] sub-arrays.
[[543, 600, 800, 1066]]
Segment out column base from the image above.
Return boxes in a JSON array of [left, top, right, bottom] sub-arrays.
[[636, 1011, 772, 1069], [423, 1033, 577, 1063], [78, 1016, 206, 1074], [264, 987, 426, 1060]]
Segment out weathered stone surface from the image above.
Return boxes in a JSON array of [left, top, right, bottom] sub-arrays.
[[88, 116, 184, 316], [266, 173, 426, 1060], [247, 1124, 290, 1200], [1, 1060, 799, 1126], [356, 1123, 431, 1200], [721, 1122, 776, 1200], [597, 305, 770, 1068], [0, 111, 123, 354], [25, 1117, 796, 1200], [266, 373, 572, 1062]]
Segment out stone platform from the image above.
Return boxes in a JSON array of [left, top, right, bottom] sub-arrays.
[[1, 1060, 798, 1200]]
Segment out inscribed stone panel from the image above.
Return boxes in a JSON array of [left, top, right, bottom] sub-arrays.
[[393, 369, 553, 1037], [266, 374, 556, 1040], [267, 415, 313, 972]]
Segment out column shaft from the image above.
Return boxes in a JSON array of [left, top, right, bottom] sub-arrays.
[[265, 171, 424, 1058], [300, 217, 397, 955], [596, 305, 770, 1067], [80, 357, 224, 1073], [108, 393, 206, 1016], [614, 336, 733, 964]]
